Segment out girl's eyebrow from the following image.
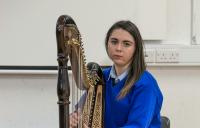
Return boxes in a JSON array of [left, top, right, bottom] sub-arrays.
[[110, 37, 134, 43], [110, 37, 118, 40], [123, 40, 134, 44]]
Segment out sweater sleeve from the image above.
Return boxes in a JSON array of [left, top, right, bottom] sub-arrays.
[[75, 91, 87, 111]]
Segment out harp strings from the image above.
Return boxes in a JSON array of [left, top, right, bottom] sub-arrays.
[[70, 43, 85, 128]]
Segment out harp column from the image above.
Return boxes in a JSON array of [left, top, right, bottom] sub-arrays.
[[57, 56, 70, 128]]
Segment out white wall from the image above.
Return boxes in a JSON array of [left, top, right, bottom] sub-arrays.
[[0, 74, 58, 128], [0, 0, 166, 66], [148, 66, 200, 128], [165, 0, 191, 45]]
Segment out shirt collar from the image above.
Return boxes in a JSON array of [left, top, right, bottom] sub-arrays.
[[107, 65, 129, 82]]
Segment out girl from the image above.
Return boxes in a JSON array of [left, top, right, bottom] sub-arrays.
[[70, 20, 163, 128]]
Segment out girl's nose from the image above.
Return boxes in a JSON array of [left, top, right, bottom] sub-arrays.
[[116, 43, 122, 51]]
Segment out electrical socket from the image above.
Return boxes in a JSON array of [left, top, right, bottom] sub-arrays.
[[144, 49, 155, 63], [156, 49, 179, 63]]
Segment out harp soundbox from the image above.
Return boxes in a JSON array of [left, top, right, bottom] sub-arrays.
[[56, 15, 104, 128]]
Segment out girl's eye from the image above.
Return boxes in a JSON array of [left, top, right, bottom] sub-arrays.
[[123, 42, 131, 47], [110, 40, 118, 45]]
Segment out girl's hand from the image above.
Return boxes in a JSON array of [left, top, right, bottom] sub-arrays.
[[69, 110, 80, 128], [83, 123, 89, 128], [69, 109, 89, 128]]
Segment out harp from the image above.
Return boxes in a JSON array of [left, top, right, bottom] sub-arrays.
[[56, 15, 104, 128]]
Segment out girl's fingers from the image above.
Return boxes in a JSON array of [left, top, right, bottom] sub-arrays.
[[83, 123, 89, 128], [69, 111, 79, 127]]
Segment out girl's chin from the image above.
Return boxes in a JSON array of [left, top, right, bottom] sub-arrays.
[[113, 61, 125, 67]]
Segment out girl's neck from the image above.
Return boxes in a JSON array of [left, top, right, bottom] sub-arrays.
[[114, 64, 129, 76]]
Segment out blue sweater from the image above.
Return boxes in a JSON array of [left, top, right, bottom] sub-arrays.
[[103, 67, 163, 128]]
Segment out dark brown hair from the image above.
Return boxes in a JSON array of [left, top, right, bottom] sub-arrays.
[[105, 20, 146, 98]]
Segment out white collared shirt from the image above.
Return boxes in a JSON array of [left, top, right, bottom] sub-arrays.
[[107, 65, 129, 84]]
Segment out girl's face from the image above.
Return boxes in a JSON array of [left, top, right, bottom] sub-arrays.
[[107, 28, 136, 69]]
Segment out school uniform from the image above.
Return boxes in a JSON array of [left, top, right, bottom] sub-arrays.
[[103, 66, 163, 128]]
